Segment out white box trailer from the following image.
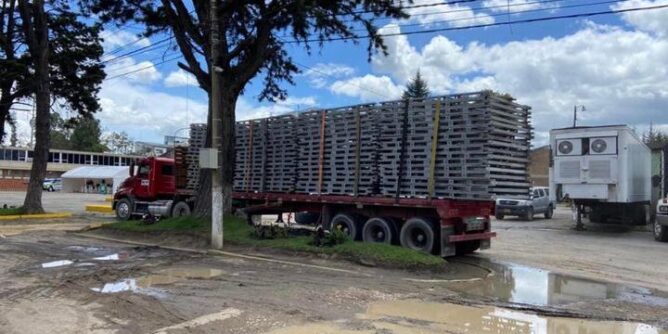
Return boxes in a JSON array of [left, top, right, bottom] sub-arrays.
[[549, 125, 651, 225]]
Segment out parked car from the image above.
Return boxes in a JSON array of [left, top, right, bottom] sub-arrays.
[[655, 199, 668, 242], [42, 178, 62, 192], [495, 187, 555, 221]]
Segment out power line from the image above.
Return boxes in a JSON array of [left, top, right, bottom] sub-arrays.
[[105, 55, 183, 80], [285, 3, 668, 43], [101, 36, 174, 64], [367, 0, 625, 32]]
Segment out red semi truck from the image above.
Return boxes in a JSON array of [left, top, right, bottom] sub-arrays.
[[113, 156, 496, 256]]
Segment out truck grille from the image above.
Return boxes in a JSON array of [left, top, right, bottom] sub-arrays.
[[559, 160, 581, 179], [589, 160, 611, 179], [499, 200, 519, 205]]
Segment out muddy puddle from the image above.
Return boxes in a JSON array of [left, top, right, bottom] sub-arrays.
[[92, 267, 224, 296], [447, 259, 668, 307], [268, 299, 667, 334]]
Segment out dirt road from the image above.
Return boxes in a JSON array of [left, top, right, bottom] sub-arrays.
[[1, 218, 667, 333]]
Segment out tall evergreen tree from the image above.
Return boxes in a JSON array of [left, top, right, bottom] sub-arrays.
[[402, 70, 430, 100]]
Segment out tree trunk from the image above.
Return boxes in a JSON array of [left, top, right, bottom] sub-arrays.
[[21, 0, 49, 214], [0, 102, 10, 144], [192, 90, 237, 217]]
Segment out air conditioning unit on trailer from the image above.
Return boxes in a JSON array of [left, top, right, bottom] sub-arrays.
[[549, 125, 651, 225]]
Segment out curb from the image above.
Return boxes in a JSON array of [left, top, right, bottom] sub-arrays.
[[85, 204, 114, 213], [0, 212, 73, 220], [75, 233, 366, 275]]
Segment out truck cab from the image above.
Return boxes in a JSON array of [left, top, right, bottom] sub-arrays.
[[113, 157, 178, 220]]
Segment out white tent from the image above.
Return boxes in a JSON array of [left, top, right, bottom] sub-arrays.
[[61, 166, 129, 194]]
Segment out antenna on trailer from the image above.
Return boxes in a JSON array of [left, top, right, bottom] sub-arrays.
[[573, 105, 586, 127]]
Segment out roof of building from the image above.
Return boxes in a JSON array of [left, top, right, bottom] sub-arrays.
[[61, 166, 129, 179]]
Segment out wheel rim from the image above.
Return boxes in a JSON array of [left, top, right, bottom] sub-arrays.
[[655, 222, 662, 237], [118, 203, 129, 218], [370, 225, 387, 242], [409, 227, 428, 249]]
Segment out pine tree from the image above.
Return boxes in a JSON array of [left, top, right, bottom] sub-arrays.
[[402, 70, 430, 100]]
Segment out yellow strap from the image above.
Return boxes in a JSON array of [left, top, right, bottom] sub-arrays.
[[428, 101, 441, 198]]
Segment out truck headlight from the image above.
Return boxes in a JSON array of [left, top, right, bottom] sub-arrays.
[[659, 206, 668, 214]]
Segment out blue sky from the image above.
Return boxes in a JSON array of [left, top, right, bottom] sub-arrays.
[[13, 0, 668, 147]]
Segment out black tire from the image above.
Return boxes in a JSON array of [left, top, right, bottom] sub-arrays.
[[362, 217, 396, 244], [115, 198, 133, 221], [330, 214, 359, 240], [523, 207, 534, 221], [495, 214, 504, 220], [544, 205, 554, 219], [400, 217, 435, 253], [295, 212, 319, 225], [48, 186, 54, 192], [456, 240, 481, 255], [171, 201, 191, 217], [654, 221, 668, 242]]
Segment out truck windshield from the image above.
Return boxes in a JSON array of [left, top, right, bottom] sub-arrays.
[[138, 164, 150, 177]]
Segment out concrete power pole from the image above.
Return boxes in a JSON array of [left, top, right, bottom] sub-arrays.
[[210, 0, 224, 249]]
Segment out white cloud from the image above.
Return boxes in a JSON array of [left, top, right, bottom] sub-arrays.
[[100, 30, 150, 52], [613, 0, 668, 36], [330, 75, 403, 102], [404, 0, 494, 27], [302, 63, 355, 88], [236, 96, 317, 120], [482, 0, 548, 13], [361, 22, 668, 144], [105, 58, 162, 84], [164, 69, 197, 87]]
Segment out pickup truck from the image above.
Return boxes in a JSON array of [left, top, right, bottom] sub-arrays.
[[495, 187, 555, 221], [655, 199, 668, 242]]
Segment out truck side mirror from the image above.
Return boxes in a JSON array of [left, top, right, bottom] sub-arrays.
[[129, 161, 135, 177]]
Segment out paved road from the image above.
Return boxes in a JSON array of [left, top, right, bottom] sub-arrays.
[[0, 191, 107, 214]]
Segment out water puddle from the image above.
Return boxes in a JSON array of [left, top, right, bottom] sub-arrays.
[[91, 267, 224, 296], [448, 260, 668, 307], [41, 260, 74, 268], [267, 299, 667, 334]]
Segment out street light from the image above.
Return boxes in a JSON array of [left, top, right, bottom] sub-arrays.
[[573, 105, 586, 127]]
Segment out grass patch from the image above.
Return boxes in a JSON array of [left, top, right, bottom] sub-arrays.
[[0, 206, 24, 216], [102, 215, 445, 270]]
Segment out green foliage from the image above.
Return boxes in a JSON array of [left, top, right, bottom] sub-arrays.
[[69, 117, 108, 152], [644, 123, 668, 148], [0, 206, 24, 216], [104, 215, 445, 270], [252, 224, 289, 240], [402, 70, 430, 100]]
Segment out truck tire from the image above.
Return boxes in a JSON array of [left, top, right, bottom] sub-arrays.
[[523, 207, 534, 221], [362, 217, 396, 244], [115, 198, 133, 221], [495, 214, 504, 220], [544, 205, 554, 219], [400, 217, 435, 253], [654, 221, 668, 242], [330, 214, 359, 240], [456, 240, 480, 255], [171, 201, 191, 217]]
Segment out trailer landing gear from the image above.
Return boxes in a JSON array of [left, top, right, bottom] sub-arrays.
[[573, 204, 586, 231]]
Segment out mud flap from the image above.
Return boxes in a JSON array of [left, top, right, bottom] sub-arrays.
[[440, 226, 455, 257], [480, 238, 491, 250]]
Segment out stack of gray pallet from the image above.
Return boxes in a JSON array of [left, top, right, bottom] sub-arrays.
[[185, 124, 207, 190], [228, 90, 531, 199]]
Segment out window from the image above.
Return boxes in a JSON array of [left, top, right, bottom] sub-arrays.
[[533, 189, 541, 198], [138, 164, 150, 177], [161, 164, 174, 176], [539, 189, 546, 197]]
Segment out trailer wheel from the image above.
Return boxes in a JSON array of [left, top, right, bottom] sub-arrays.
[[362, 217, 396, 244], [495, 214, 504, 220], [330, 214, 359, 240], [654, 221, 668, 242], [400, 217, 435, 253], [115, 198, 133, 221], [172, 201, 191, 217]]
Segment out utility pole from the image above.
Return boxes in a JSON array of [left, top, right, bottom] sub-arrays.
[[210, 0, 224, 249]]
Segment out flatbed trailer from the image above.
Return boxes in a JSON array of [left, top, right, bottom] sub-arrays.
[[234, 191, 496, 257]]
